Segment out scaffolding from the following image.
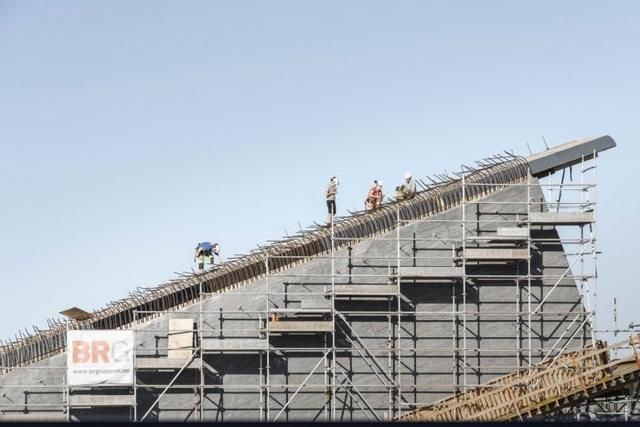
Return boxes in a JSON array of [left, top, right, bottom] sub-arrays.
[[0, 151, 613, 422]]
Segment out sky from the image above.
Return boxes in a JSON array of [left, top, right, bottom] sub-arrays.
[[0, 1, 638, 343]]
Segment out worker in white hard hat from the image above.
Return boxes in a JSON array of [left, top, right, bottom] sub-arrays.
[[396, 171, 417, 200], [365, 180, 384, 211], [325, 176, 338, 224]]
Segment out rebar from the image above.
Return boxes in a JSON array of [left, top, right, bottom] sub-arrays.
[[0, 155, 530, 372]]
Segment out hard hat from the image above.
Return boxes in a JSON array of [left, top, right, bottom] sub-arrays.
[[405, 172, 412, 180]]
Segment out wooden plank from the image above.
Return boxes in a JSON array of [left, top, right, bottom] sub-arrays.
[[497, 227, 528, 238], [0, 413, 67, 421], [528, 211, 594, 225], [59, 306, 93, 320], [334, 285, 397, 296], [398, 266, 463, 279], [464, 248, 528, 260], [268, 320, 332, 333], [202, 338, 268, 351], [301, 299, 332, 310], [136, 357, 201, 369], [168, 318, 194, 359], [70, 394, 135, 406]]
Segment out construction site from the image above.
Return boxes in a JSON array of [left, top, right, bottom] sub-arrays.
[[1, 135, 638, 422]]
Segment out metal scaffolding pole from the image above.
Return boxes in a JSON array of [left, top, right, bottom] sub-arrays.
[[331, 215, 337, 421], [265, 255, 271, 421], [199, 281, 204, 421], [527, 170, 532, 366], [396, 206, 402, 418], [461, 170, 467, 391]]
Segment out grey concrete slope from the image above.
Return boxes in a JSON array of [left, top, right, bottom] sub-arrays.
[[0, 156, 530, 371], [0, 180, 592, 421]]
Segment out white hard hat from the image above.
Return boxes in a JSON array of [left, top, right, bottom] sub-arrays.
[[405, 172, 412, 180]]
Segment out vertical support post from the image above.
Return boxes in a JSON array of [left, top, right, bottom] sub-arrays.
[[323, 327, 329, 421], [133, 310, 138, 422], [330, 214, 337, 421], [265, 256, 271, 421], [396, 206, 402, 418], [592, 148, 598, 342], [516, 280, 521, 370], [65, 318, 71, 422], [527, 171, 532, 366], [259, 323, 264, 422], [199, 281, 204, 421], [580, 154, 588, 349], [614, 298, 618, 357], [387, 295, 393, 418], [324, 227, 330, 421], [63, 366, 69, 422], [412, 232, 417, 267], [452, 280, 457, 394], [461, 170, 467, 390]]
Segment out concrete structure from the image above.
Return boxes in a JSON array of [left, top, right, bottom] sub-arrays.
[[0, 136, 617, 421]]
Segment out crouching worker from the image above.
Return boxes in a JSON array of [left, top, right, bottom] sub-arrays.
[[365, 180, 384, 211], [395, 172, 416, 201], [194, 241, 220, 272]]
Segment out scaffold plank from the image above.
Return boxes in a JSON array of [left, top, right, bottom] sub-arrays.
[[0, 413, 67, 421], [268, 321, 332, 333], [70, 394, 135, 407], [398, 266, 463, 279], [464, 248, 528, 260], [301, 299, 332, 310], [334, 285, 397, 296], [271, 307, 331, 314], [136, 357, 202, 369], [201, 338, 268, 351], [496, 227, 529, 238], [528, 212, 594, 225]]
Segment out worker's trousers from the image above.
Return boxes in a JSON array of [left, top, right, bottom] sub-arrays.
[[196, 254, 214, 272]]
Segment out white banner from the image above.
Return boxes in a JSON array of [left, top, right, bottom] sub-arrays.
[[67, 330, 134, 386]]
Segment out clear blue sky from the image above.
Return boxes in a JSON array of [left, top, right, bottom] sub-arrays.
[[0, 1, 638, 342]]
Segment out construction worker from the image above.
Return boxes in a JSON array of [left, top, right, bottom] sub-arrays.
[[396, 172, 417, 200], [194, 242, 220, 272], [325, 176, 338, 224], [365, 180, 384, 211]]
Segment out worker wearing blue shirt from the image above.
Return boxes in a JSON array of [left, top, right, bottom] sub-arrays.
[[194, 242, 220, 271]]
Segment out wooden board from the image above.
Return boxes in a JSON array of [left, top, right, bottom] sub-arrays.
[[168, 318, 194, 359]]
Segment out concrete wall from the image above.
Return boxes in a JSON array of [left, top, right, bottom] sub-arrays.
[[0, 180, 591, 421]]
